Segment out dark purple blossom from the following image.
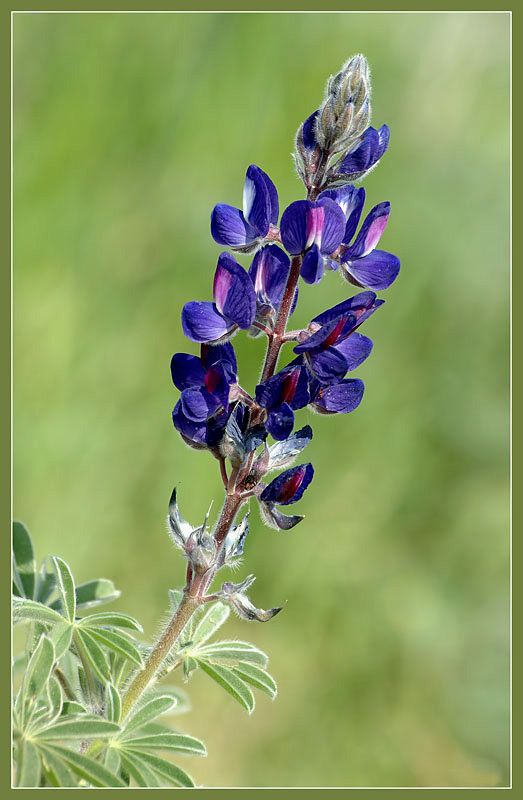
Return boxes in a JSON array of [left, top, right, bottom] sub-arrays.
[[171, 343, 237, 449], [309, 377, 365, 415], [320, 186, 400, 290], [248, 244, 298, 322], [255, 363, 310, 441], [338, 125, 390, 180], [211, 165, 279, 252], [260, 463, 314, 506], [280, 197, 346, 284], [182, 253, 256, 343], [294, 291, 382, 384]]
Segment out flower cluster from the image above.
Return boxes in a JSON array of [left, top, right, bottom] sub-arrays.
[[169, 54, 400, 620]]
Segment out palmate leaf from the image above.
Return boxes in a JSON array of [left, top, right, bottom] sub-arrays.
[[121, 732, 206, 756], [15, 739, 41, 787], [122, 695, 176, 731], [104, 746, 121, 776], [35, 561, 57, 605], [191, 602, 230, 646], [119, 750, 163, 788], [74, 628, 111, 682], [232, 662, 278, 700], [45, 675, 63, 723], [12, 597, 64, 626], [197, 660, 255, 714], [49, 578, 121, 613], [23, 634, 55, 703], [196, 640, 269, 667], [48, 620, 73, 659], [78, 611, 143, 632], [120, 749, 195, 788], [61, 701, 86, 717], [86, 627, 143, 667], [40, 747, 77, 787], [51, 557, 76, 622], [13, 521, 36, 600], [37, 743, 126, 788], [34, 717, 121, 741], [105, 683, 121, 723]]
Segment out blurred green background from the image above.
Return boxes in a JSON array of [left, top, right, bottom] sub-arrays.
[[13, 12, 509, 788]]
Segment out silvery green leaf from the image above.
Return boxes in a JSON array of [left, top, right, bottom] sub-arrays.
[[122, 695, 176, 731], [119, 750, 162, 787], [267, 425, 313, 469], [124, 749, 194, 787], [259, 500, 304, 530], [123, 732, 206, 756], [183, 655, 198, 680], [87, 628, 143, 667], [35, 718, 120, 741], [104, 746, 121, 776], [75, 578, 121, 610], [198, 660, 255, 714], [77, 611, 143, 632], [51, 557, 76, 622], [15, 739, 41, 787], [24, 634, 55, 701], [105, 683, 121, 723], [154, 686, 190, 715], [74, 628, 111, 682], [40, 747, 76, 787], [13, 521, 36, 600], [35, 561, 56, 605], [46, 675, 63, 721], [38, 743, 126, 787], [232, 663, 278, 700], [196, 640, 268, 668], [191, 602, 230, 646], [13, 597, 64, 626], [48, 620, 73, 659], [61, 701, 86, 716]]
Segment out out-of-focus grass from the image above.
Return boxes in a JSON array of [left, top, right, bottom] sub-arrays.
[[13, 12, 509, 788]]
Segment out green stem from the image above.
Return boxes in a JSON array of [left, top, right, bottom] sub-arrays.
[[120, 592, 199, 721]]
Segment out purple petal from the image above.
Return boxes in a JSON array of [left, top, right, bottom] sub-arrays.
[[172, 400, 207, 446], [180, 387, 221, 422], [260, 463, 314, 505], [376, 124, 390, 160], [345, 202, 390, 258], [280, 200, 311, 254], [319, 185, 365, 245], [302, 110, 319, 150], [300, 245, 324, 285], [243, 165, 270, 236], [170, 353, 206, 391], [182, 301, 231, 343], [342, 250, 400, 291], [248, 245, 290, 310], [211, 203, 259, 247], [312, 291, 380, 327], [339, 127, 380, 175], [334, 332, 373, 371], [201, 342, 237, 377], [266, 403, 295, 441], [317, 197, 346, 254], [306, 347, 349, 384], [213, 253, 256, 329], [257, 167, 279, 226], [204, 363, 231, 410], [294, 316, 356, 353], [312, 378, 365, 413]]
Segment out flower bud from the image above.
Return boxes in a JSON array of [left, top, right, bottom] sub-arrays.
[[316, 54, 372, 154]]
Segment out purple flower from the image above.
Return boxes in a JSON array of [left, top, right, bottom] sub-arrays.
[[309, 377, 365, 415], [260, 463, 314, 506], [255, 363, 310, 441], [280, 197, 346, 285], [338, 125, 390, 180], [171, 343, 237, 449], [294, 291, 382, 384], [211, 165, 279, 252], [320, 187, 400, 291], [248, 244, 298, 319], [182, 253, 256, 343]]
